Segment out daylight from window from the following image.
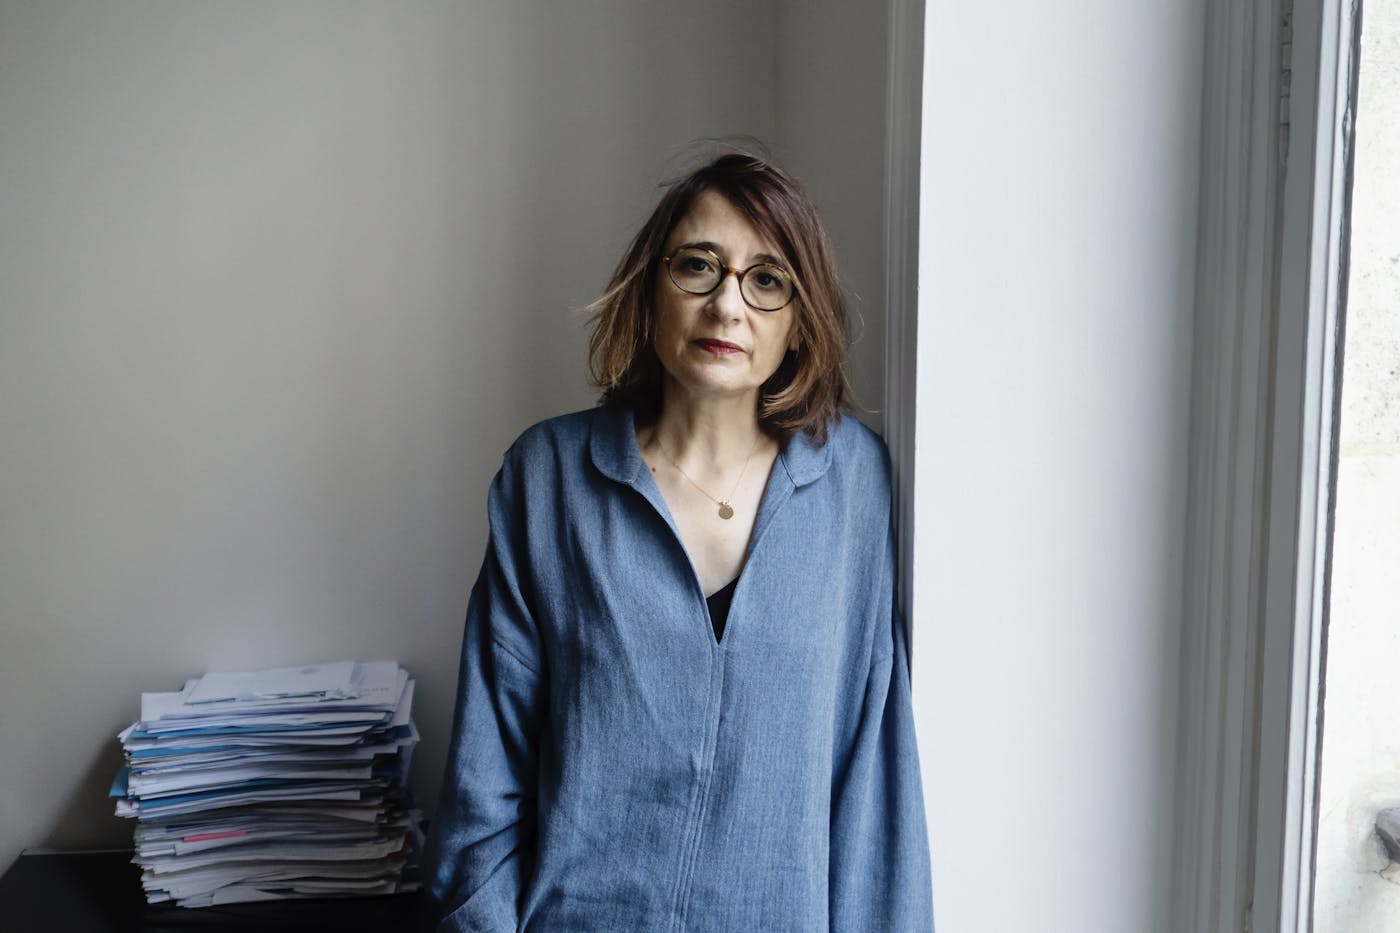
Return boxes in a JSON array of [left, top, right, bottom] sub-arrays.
[[1313, 4, 1400, 930]]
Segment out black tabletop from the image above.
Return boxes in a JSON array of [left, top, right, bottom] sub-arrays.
[[0, 851, 436, 933]]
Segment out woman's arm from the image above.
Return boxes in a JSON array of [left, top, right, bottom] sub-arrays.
[[829, 604, 935, 932], [423, 454, 546, 932]]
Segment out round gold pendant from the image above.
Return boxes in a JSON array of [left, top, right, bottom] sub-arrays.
[[717, 502, 735, 520]]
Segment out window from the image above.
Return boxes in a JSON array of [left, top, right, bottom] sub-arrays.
[[893, 0, 1364, 928]]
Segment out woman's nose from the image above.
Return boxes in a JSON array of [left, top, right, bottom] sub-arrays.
[[706, 271, 745, 320]]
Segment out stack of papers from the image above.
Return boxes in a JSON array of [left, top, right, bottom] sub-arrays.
[[111, 660, 422, 907]]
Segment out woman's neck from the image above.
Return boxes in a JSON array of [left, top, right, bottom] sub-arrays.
[[646, 386, 768, 467]]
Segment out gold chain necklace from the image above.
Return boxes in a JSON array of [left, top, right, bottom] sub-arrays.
[[658, 434, 761, 520]]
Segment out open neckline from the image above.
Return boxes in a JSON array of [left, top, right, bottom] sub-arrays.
[[591, 406, 822, 648], [705, 577, 739, 601], [704, 577, 741, 644]]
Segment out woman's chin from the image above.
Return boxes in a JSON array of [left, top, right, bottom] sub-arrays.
[[665, 373, 761, 406]]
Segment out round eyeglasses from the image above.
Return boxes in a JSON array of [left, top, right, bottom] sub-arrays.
[[662, 246, 796, 312]]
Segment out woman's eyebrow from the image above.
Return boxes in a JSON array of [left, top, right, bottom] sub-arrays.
[[679, 241, 787, 268]]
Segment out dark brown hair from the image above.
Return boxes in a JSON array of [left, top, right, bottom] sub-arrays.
[[585, 152, 852, 442]]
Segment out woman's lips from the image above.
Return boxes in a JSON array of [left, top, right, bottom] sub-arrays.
[[694, 338, 743, 355]]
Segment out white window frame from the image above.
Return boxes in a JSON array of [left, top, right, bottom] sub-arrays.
[[1167, 2, 1287, 920], [1171, 0, 1359, 927], [1253, 0, 1359, 925]]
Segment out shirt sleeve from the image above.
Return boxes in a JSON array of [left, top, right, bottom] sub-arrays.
[[829, 606, 935, 932], [423, 454, 546, 933]]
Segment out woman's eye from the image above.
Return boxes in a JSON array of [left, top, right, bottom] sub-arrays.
[[752, 270, 783, 291], [684, 257, 716, 275]]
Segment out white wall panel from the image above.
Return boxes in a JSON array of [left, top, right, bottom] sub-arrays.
[[913, 2, 1204, 929]]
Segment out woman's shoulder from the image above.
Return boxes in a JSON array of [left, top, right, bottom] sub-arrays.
[[499, 407, 598, 466], [819, 413, 891, 475], [497, 406, 629, 481], [779, 413, 890, 505], [510, 407, 597, 449]]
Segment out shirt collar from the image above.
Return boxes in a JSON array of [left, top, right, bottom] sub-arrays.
[[588, 405, 832, 489]]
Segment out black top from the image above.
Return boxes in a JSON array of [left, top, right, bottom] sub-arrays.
[[705, 578, 739, 643]]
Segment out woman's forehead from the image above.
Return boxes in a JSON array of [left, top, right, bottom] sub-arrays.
[[666, 190, 784, 263]]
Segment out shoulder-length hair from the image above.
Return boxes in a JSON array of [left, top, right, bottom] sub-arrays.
[[586, 153, 852, 443]]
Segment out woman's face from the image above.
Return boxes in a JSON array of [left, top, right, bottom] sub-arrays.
[[652, 189, 799, 409]]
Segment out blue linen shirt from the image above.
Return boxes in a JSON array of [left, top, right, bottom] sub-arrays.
[[423, 406, 933, 932]]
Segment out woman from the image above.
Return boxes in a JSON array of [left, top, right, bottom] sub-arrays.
[[424, 153, 933, 931]]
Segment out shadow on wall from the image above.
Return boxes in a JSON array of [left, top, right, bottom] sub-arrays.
[[44, 744, 127, 852]]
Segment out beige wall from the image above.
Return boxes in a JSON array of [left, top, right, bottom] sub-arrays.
[[0, 0, 891, 869], [775, 0, 890, 429]]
